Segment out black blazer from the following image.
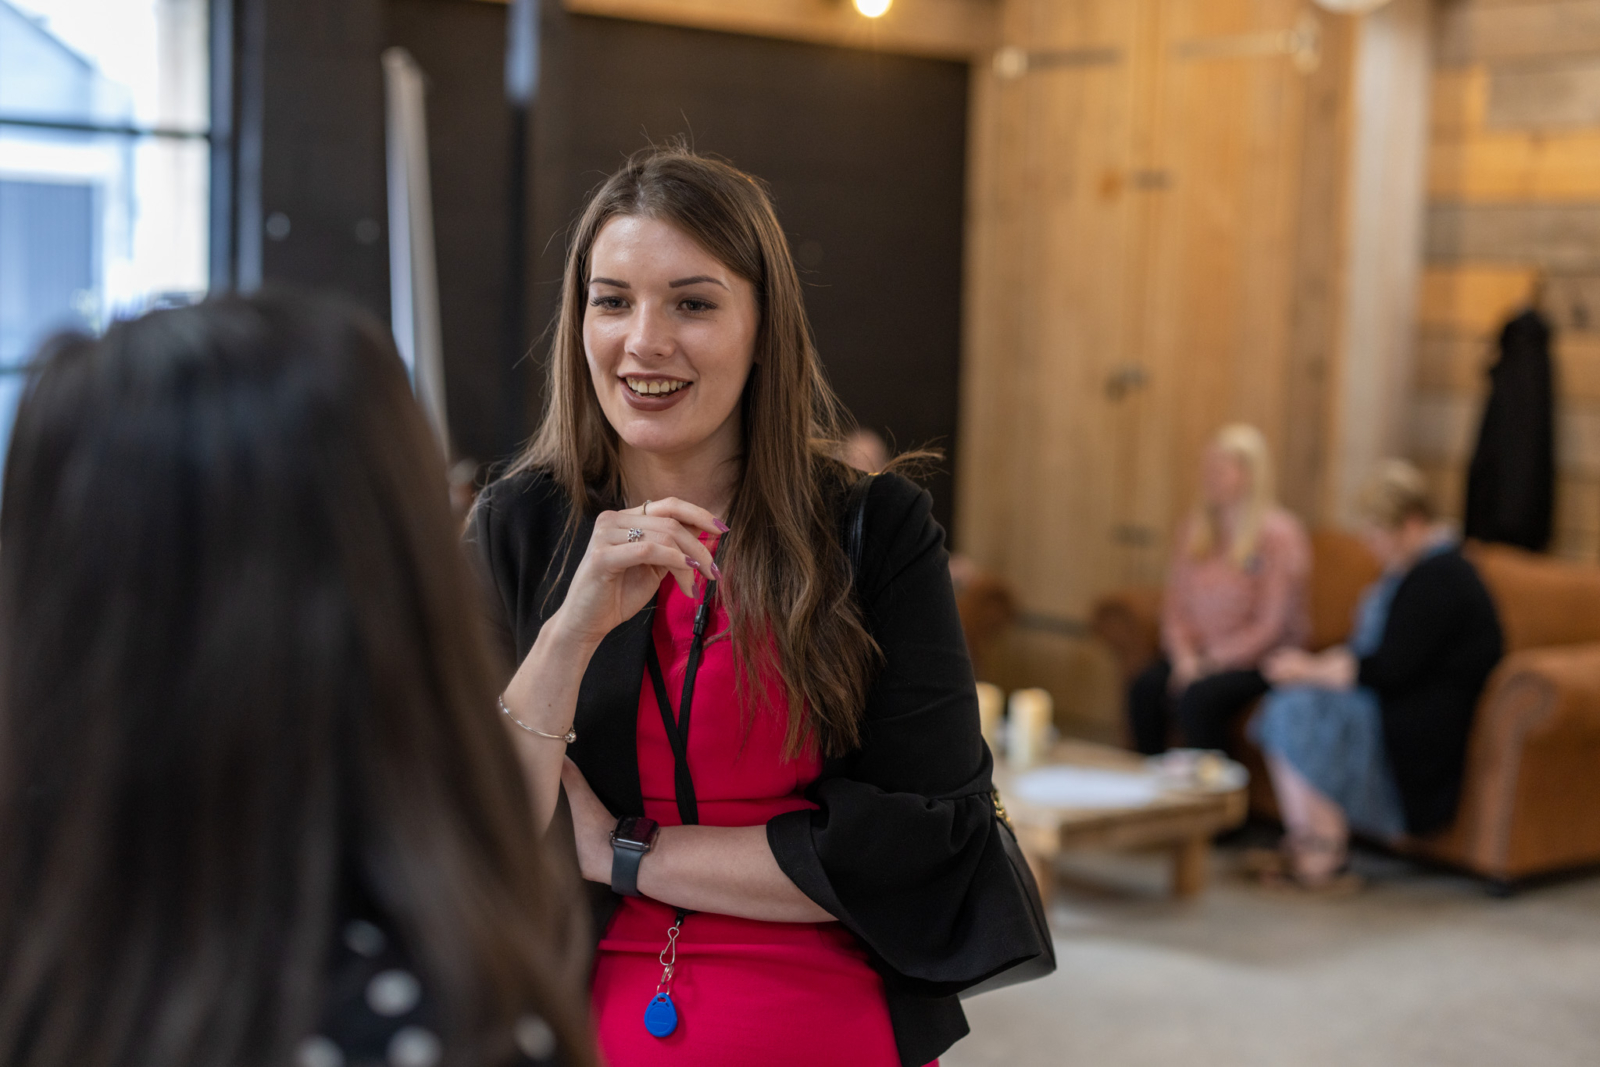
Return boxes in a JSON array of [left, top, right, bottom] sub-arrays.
[[470, 468, 1042, 1067], [1358, 547, 1504, 835]]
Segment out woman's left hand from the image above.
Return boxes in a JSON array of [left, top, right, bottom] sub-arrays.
[[561, 758, 617, 884]]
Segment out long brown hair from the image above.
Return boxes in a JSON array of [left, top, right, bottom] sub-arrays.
[[507, 145, 876, 757], [0, 293, 594, 1067]]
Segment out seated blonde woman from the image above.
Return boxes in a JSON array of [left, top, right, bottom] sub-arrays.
[[1129, 424, 1312, 755], [1254, 461, 1504, 890]]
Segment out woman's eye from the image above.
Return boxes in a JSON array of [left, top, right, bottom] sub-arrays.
[[589, 295, 626, 310], [680, 298, 715, 313]]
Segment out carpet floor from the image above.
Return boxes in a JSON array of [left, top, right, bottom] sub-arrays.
[[944, 840, 1600, 1067]]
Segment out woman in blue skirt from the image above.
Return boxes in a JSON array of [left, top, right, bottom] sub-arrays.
[[1253, 461, 1503, 890]]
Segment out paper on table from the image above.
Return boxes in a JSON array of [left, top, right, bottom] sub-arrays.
[[1010, 766, 1163, 810]]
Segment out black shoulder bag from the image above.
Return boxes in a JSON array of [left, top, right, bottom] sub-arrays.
[[844, 474, 1056, 998]]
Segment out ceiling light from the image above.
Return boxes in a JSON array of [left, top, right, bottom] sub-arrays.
[[855, 0, 892, 17], [1311, 0, 1394, 12]]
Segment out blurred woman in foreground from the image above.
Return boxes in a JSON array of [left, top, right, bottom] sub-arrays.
[[1128, 423, 1311, 754], [1255, 460, 1503, 890], [0, 293, 594, 1067]]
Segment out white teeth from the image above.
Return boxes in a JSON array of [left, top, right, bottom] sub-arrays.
[[626, 377, 688, 397]]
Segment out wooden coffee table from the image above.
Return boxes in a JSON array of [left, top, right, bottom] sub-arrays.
[[993, 740, 1248, 902]]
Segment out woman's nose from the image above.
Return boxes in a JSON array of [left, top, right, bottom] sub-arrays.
[[625, 305, 673, 360]]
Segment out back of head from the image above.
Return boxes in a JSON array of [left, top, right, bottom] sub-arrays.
[[1357, 458, 1435, 530], [0, 293, 589, 1067]]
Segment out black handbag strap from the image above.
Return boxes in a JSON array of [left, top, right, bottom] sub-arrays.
[[844, 473, 877, 586], [842, 471, 1056, 996]]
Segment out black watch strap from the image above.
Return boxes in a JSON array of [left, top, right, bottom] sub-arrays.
[[611, 841, 647, 897]]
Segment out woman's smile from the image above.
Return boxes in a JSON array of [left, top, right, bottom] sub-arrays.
[[620, 374, 693, 410]]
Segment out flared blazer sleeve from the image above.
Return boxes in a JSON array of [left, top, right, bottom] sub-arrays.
[[765, 474, 1042, 992]]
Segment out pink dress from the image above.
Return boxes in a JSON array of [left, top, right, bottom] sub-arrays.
[[591, 541, 917, 1066]]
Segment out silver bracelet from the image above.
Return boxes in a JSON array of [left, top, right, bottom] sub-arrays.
[[498, 696, 577, 744]]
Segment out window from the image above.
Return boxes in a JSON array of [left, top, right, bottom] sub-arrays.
[[0, 0, 208, 455]]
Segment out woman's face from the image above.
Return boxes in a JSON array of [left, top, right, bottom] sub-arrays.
[[1359, 523, 1401, 568], [1200, 446, 1249, 509], [583, 215, 759, 464]]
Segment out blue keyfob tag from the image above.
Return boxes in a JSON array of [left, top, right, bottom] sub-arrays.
[[644, 992, 678, 1037]]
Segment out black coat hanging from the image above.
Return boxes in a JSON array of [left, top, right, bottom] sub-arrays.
[[1464, 307, 1556, 553]]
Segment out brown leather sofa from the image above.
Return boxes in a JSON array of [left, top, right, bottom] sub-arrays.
[[1090, 532, 1600, 887]]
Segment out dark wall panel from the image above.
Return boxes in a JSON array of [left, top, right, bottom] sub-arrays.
[[251, 0, 390, 315], [388, 0, 526, 467], [235, 0, 968, 510], [532, 10, 969, 532], [235, 0, 530, 466]]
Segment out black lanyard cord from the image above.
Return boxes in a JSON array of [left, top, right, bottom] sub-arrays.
[[645, 627, 704, 828], [643, 537, 726, 829]]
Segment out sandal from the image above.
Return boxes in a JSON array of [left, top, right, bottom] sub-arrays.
[[1254, 833, 1365, 896]]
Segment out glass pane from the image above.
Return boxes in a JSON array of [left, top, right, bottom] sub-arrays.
[[0, 129, 208, 364], [0, 0, 209, 468], [0, 0, 208, 130]]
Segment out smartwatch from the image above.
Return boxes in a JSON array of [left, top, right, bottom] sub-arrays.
[[609, 815, 660, 897]]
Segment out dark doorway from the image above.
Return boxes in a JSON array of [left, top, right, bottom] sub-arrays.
[[533, 11, 970, 535]]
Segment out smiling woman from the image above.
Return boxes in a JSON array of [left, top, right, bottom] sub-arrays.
[[584, 216, 759, 463], [469, 146, 1051, 1067]]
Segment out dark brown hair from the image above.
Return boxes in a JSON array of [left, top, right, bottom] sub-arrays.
[[506, 145, 880, 757], [0, 293, 594, 1067]]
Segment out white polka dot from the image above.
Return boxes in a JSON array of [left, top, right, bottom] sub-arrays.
[[514, 1014, 556, 1060], [342, 920, 387, 958], [387, 1026, 442, 1067], [365, 969, 422, 1017], [296, 1035, 345, 1067]]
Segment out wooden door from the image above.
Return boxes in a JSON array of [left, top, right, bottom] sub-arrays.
[[961, 0, 1148, 617], [1117, 0, 1319, 579], [960, 0, 1336, 624]]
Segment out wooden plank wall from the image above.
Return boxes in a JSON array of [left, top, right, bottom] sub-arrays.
[[1420, 0, 1600, 559]]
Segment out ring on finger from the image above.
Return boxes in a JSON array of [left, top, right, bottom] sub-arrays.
[[626, 527, 645, 543], [642, 499, 651, 516]]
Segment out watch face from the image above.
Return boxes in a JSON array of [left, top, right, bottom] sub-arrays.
[[614, 816, 659, 849]]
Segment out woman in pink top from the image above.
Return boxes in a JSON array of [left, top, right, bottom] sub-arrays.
[[1127, 424, 1311, 754]]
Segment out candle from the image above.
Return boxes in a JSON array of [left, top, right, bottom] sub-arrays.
[[1007, 687, 1053, 769]]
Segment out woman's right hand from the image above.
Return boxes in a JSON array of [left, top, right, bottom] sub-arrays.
[[550, 497, 727, 648]]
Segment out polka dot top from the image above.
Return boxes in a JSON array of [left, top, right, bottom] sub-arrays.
[[296, 915, 562, 1067]]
